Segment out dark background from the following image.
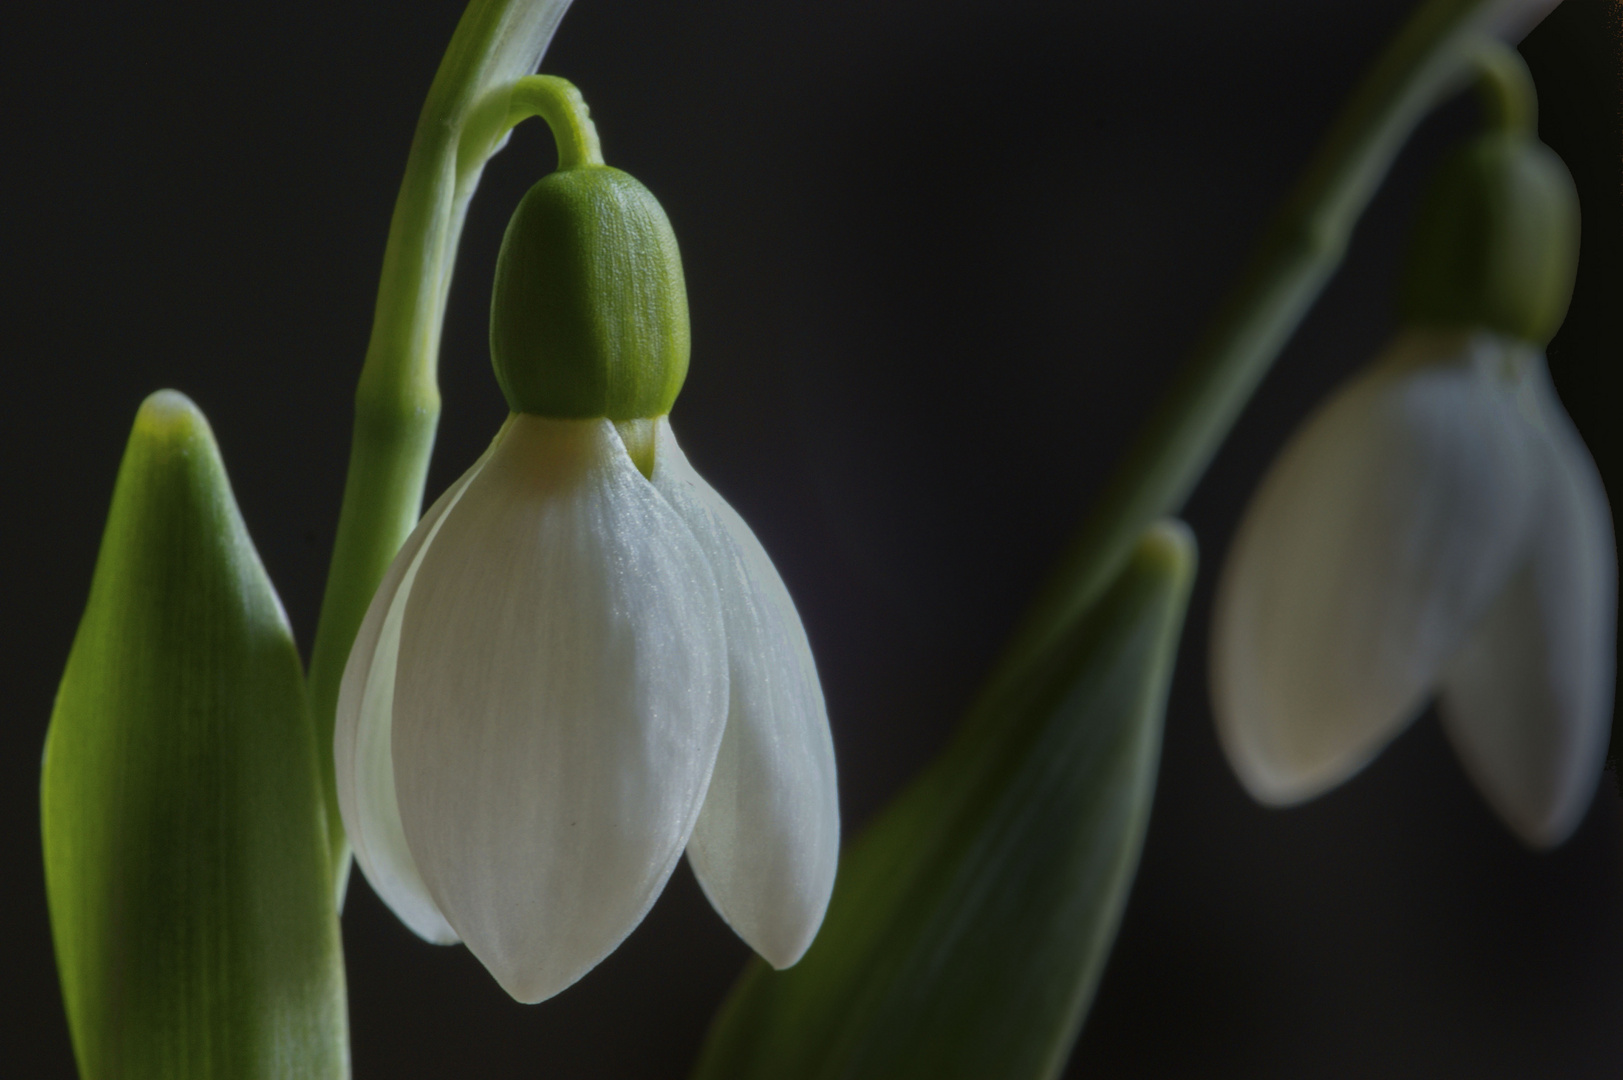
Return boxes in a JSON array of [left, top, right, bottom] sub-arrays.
[[4, 1, 1621, 1076]]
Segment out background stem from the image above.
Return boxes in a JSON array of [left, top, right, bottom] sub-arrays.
[[981, 0, 1553, 709]]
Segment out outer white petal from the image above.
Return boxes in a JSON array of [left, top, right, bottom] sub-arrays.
[[1438, 356, 1616, 848], [649, 419, 840, 970], [335, 436, 501, 945], [1211, 331, 1545, 804], [391, 415, 729, 1004]]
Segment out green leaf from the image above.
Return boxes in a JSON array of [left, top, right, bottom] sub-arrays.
[[42, 391, 348, 1080], [693, 521, 1196, 1080]]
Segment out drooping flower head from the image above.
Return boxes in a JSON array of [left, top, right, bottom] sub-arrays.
[[1210, 96, 1615, 848], [334, 80, 839, 1003]]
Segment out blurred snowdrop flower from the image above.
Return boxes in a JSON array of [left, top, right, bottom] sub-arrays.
[[1210, 330, 1613, 846], [334, 98, 838, 1004], [1210, 122, 1615, 849]]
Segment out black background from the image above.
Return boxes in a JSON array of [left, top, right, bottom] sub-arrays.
[[4, 1, 1622, 1076]]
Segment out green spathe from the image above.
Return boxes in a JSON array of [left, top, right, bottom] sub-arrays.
[[42, 391, 348, 1079], [490, 164, 691, 419], [693, 522, 1195, 1080], [1400, 130, 1579, 344]]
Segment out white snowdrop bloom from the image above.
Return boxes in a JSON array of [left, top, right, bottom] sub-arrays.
[[1210, 328, 1615, 848], [334, 413, 839, 1003]]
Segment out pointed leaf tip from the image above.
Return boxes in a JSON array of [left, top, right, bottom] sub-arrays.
[[43, 392, 347, 1079], [133, 387, 205, 437]]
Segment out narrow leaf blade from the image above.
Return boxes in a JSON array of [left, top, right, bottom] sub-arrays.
[[694, 521, 1196, 1080]]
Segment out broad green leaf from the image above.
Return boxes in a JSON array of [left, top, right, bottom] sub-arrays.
[[42, 391, 348, 1080], [693, 521, 1196, 1080]]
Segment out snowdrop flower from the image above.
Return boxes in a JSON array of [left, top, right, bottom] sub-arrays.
[[1210, 125, 1615, 848], [334, 90, 839, 1003]]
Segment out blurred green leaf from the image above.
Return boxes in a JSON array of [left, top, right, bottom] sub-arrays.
[[693, 521, 1196, 1080], [42, 391, 348, 1080]]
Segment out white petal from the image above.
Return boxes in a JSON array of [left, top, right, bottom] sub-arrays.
[[335, 432, 505, 944], [1211, 331, 1545, 804], [1438, 357, 1616, 848], [649, 419, 840, 969], [391, 415, 729, 1003]]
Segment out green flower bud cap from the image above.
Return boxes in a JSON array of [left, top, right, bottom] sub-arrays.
[[1399, 130, 1579, 345], [490, 145, 690, 419]]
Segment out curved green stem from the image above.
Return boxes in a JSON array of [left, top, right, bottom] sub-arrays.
[[457, 73, 606, 181], [510, 75, 605, 168], [306, 0, 575, 892], [980, 0, 1554, 713]]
